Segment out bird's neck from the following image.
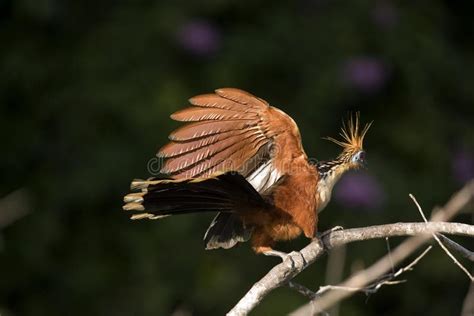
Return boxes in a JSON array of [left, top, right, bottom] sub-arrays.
[[315, 158, 350, 212]]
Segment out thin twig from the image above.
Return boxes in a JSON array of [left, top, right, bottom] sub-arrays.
[[288, 247, 430, 316], [409, 194, 474, 281], [437, 234, 474, 262], [436, 238, 474, 281], [288, 281, 317, 300], [287, 282, 325, 316], [315, 246, 431, 297], [394, 246, 432, 276]]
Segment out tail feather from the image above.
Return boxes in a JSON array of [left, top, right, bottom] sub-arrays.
[[204, 212, 252, 250], [123, 172, 267, 220]]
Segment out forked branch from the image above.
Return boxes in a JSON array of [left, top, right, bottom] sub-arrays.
[[228, 181, 474, 316]]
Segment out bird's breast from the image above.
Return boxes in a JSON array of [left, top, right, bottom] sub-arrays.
[[316, 184, 332, 213], [316, 171, 343, 213]]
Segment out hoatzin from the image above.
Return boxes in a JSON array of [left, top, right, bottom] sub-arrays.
[[123, 88, 371, 258]]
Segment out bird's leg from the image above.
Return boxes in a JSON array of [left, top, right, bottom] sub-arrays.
[[255, 245, 305, 267], [252, 231, 307, 267]]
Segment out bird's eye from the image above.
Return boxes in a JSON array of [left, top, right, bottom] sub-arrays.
[[352, 151, 366, 163]]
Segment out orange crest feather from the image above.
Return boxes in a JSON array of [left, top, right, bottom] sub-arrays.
[[324, 112, 372, 152]]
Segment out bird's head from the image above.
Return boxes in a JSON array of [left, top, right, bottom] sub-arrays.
[[323, 113, 372, 174], [315, 113, 372, 212]]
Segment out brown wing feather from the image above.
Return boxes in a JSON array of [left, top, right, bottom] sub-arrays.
[[193, 138, 269, 178], [158, 129, 248, 158], [172, 137, 268, 179], [169, 120, 252, 141], [189, 94, 259, 112], [158, 88, 308, 183], [215, 88, 269, 109], [162, 131, 262, 174], [171, 107, 257, 122]]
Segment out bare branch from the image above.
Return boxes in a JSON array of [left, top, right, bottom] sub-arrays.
[[324, 243, 346, 316], [291, 182, 474, 315], [316, 246, 430, 297], [227, 222, 473, 316], [410, 194, 473, 281], [394, 246, 432, 275], [437, 234, 474, 262], [289, 247, 430, 316], [290, 182, 474, 316], [287, 281, 317, 300], [227, 181, 474, 316], [435, 234, 474, 281]]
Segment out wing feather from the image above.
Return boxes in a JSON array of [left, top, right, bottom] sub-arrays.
[[198, 138, 269, 177], [173, 137, 268, 179], [158, 88, 308, 194], [215, 88, 269, 109], [189, 94, 259, 112], [158, 130, 248, 158], [171, 107, 257, 122], [161, 131, 263, 174], [169, 120, 252, 141]]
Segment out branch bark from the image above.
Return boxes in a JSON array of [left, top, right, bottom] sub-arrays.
[[227, 181, 474, 316], [227, 222, 474, 316], [291, 181, 474, 315]]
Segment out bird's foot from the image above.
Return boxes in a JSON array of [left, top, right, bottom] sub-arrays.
[[263, 250, 307, 268]]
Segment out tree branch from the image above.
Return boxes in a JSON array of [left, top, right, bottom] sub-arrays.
[[314, 245, 431, 297], [227, 181, 474, 316], [437, 234, 474, 262], [291, 181, 474, 316], [410, 193, 473, 280], [227, 222, 473, 316]]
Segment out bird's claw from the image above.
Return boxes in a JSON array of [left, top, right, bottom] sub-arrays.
[[318, 225, 344, 239], [263, 250, 307, 268]]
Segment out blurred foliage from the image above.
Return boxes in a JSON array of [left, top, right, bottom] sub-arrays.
[[1, 0, 473, 315]]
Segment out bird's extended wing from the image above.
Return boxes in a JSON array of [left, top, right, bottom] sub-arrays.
[[158, 88, 308, 193]]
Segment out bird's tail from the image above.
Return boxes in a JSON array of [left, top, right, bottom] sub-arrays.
[[123, 172, 267, 220]]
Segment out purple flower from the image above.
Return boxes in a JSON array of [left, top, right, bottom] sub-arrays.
[[452, 149, 474, 184], [372, 1, 399, 29], [176, 20, 221, 56], [334, 172, 385, 210], [342, 57, 389, 93]]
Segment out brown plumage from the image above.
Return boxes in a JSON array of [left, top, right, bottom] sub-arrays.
[[123, 88, 371, 256]]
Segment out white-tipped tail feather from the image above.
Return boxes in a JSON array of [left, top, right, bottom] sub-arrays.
[[122, 172, 267, 222]]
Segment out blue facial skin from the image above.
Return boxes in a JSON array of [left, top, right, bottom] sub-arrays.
[[352, 150, 367, 167]]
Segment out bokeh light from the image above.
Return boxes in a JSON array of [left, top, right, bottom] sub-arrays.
[[342, 57, 389, 93], [334, 172, 386, 211], [176, 19, 221, 57]]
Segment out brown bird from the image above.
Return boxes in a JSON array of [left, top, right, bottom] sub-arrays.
[[123, 88, 371, 258]]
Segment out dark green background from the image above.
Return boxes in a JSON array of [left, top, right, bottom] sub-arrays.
[[1, 1, 473, 315]]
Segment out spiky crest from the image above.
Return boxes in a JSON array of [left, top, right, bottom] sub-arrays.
[[324, 112, 372, 154]]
